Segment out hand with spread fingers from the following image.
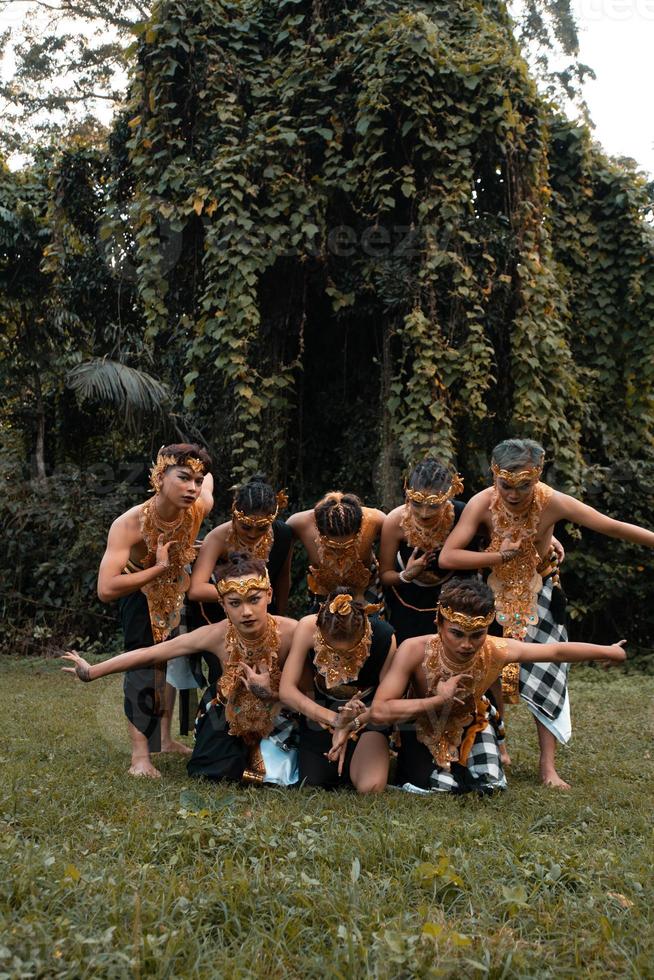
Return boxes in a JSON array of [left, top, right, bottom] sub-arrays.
[[61, 650, 93, 683], [155, 534, 177, 568], [435, 672, 472, 705], [333, 697, 365, 729], [402, 547, 429, 582], [237, 661, 273, 700], [598, 639, 627, 668]]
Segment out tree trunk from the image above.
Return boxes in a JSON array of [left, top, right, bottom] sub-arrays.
[[33, 370, 47, 481]]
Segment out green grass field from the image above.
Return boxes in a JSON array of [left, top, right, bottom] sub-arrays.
[[1, 656, 652, 979]]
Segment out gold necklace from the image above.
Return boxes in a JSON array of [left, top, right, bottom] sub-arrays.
[[312, 617, 372, 688], [400, 501, 454, 554], [225, 519, 274, 561], [218, 615, 281, 743], [486, 482, 553, 640], [152, 497, 185, 532]]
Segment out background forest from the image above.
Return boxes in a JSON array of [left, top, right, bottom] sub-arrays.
[[2, 0, 653, 661]]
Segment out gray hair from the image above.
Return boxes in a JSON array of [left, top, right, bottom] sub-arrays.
[[491, 438, 544, 471]]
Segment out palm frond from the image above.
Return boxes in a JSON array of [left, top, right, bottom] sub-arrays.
[[67, 358, 171, 430]]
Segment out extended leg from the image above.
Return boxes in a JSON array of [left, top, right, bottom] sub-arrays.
[[536, 717, 570, 789], [127, 721, 161, 778]]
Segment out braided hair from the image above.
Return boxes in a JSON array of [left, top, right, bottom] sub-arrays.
[[407, 457, 451, 493], [437, 577, 494, 622], [234, 475, 276, 516], [317, 586, 367, 642], [314, 491, 363, 537]]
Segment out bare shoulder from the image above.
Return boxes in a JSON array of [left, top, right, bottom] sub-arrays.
[[546, 488, 580, 518], [396, 634, 428, 665], [287, 509, 313, 531], [205, 520, 231, 538], [296, 613, 318, 633], [110, 504, 144, 543], [469, 487, 493, 513], [365, 507, 387, 526], [385, 504, 405, 525], [276, 616, 299, 646], [201, 521, 230, 548], [193, 622, 226, 652]]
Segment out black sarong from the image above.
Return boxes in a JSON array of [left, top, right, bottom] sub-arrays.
[[187, 686, 250, 782], [120, 590, 165, 752]]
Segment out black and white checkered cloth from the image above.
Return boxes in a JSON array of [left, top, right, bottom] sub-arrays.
[[427, 712, 507, 793], [396, 705, 507, 795], [519, 579, 568, 721]]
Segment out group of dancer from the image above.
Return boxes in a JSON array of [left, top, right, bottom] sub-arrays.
[[63, 437, 654, 793]]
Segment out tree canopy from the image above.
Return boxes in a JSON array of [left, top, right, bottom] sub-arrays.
[[1, 0, 653, 655]]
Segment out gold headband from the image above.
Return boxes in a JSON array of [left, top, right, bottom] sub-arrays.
[[216, 573, 271, 597], [438, 604, 495, 631], [491, 462, 542, 486], [149, 453, 205, 490], [230, 487, 288, 528], [404, 472, 464, 506], [232, 504, 278, 528]]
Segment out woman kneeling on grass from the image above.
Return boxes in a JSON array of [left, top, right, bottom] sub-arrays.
[[63, 555, 299, 785], [279, 588, 396, 793], [370, 578, 626, 795]]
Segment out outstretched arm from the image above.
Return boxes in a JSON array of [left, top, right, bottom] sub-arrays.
[[554, 492, 654, 549], [502, 637, 627, 667], [61, 624, 220, 681]]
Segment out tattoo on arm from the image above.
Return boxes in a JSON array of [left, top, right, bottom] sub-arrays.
[[77, 665, 92, 683]]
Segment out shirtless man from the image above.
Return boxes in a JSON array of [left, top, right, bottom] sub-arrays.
[[97, 443, 213, 777], [287, 491, 385, 604], [439, 438, 654, 788], [65, 555, 299, 785], [369, 577, 626, 794]]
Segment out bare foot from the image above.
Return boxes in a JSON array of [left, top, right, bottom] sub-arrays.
[[499, 742, 512, 767], [159, 739, 192, 757], [129, 757, 162, 778], [540, 768, 571, 790]]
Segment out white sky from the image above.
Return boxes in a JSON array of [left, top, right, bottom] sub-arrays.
[[0, 0, 653, 176], [572, 0, 654, 175]]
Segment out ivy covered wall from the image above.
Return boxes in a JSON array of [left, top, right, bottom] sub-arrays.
[[2, 0, 653, 654]]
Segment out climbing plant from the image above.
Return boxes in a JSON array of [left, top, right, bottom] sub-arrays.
[[2, 0, 654, 651]]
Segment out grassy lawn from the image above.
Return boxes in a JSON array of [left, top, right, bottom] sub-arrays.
[[1, 656, 652, 979]]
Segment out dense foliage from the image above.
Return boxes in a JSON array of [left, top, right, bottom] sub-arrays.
[[1, 0, 653, 657]]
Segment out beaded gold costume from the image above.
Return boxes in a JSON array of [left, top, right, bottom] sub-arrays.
[[486, 481, 553, 701], [416, 635, 507, 770], [225, 521, 274, 561], [486, 482, 553, 639], [308, 513, 373, 596], [217, 614, 281, 745], [400, 500, 455, 560], [138, 497, 205, 643], [313, 616, 373, 689]]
